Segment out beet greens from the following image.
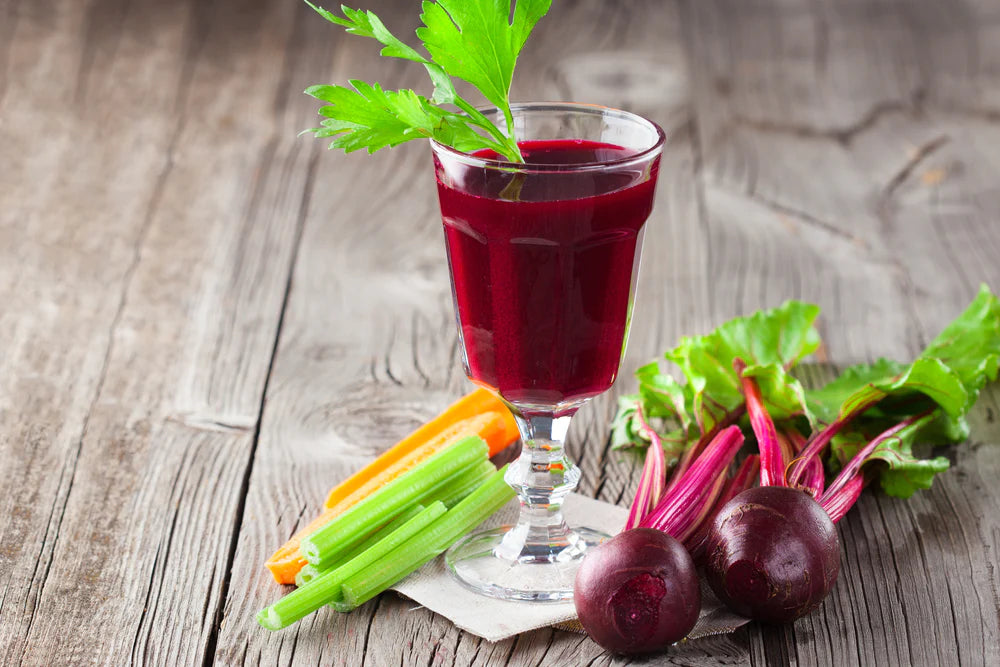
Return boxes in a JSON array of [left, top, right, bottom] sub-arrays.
[[614, 285, 1000, 509]]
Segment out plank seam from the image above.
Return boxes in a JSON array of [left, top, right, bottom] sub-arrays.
[[359, 595, 383, 667], [201, 145, 320, 667], [17, 105, 185, 667], [133, 453, 189, 665]]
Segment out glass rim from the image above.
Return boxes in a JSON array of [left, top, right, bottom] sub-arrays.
[[429, 102, 666, 173]]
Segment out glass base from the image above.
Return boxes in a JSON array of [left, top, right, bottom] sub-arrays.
[[445, 525, 609, 602]]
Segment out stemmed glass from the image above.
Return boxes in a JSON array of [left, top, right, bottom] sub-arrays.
[[431, 103, 665, 602]]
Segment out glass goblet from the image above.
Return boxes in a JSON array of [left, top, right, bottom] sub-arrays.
[[431, 103, 665, 602]]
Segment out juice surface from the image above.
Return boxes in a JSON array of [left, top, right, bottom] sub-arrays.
[[436, 139, 659, 409]]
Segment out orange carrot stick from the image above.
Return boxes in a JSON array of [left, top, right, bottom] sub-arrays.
[[323, 388, 517, 509], [265, 400, 519, 584]]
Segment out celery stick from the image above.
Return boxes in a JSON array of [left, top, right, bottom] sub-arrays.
[[295, 564, 320, 588], [295, 504, 428, 588], [257, 501, 447, 630], [300, 461, 492, 586], [340, 466, 514, 609], [425, 459, 496, 508], [301, 435, 487, 568], [337, 503, 427, 566]]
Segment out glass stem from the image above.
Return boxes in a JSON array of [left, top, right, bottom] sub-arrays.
[[496, 412, 582, 562]]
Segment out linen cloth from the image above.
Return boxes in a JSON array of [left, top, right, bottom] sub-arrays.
[[392, 493, 750, 642]]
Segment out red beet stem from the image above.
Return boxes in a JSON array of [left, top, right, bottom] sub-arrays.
[[819, 410, 934, 512], [625, 406, 667, 530], [686, 454, 760, 561], [734, 358, 785, 487], [664, 405, 746, 495], [640, 426, 745, 539], [786, 391, 889, 487], [820, 472, 864, 523], [784, 427, 824, 498]]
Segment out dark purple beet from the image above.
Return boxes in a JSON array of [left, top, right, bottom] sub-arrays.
[[574, 528, 701, 654], [705, 486, 840, 624]]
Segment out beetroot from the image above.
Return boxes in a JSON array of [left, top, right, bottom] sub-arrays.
[[705, 486, 840, 624], [574, 528, 700, 654]]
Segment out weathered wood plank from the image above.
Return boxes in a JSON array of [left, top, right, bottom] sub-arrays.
[[680, 0, 1000, 665], [1, 0, 197, 660], [2, 0, 321, 663]]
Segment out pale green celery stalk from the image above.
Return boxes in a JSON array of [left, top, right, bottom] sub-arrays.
[[424, 459, 496, 508], [301, 436, 487, 568], [322, 462, 495, 610], [340, 466, 515, 609], [295, 504, 429, 588], [257, 501, 447, 631], [294, 563, 321, 589]]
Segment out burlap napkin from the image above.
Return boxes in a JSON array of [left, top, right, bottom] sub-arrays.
[[392, 493, 750, 642]]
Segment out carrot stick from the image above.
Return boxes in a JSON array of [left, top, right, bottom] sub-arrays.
[[323, 389, 517, 509], [265, 400, 519, 584]]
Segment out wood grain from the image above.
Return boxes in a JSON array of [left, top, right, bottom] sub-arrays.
[[2, 0, 320, 662], [1, 0, 999, 665]]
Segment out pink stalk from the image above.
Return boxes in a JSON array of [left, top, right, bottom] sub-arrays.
[[775, 431, 796, 470], [786, 393, 890, 486], [686, 454, 760, 560], [734, 358, 785, 487], [663, 405, 745, 494], [820, 411, 934, 506], [723, 454, 762, 503], [784, 427, 825, 498], [624, 406, 667, 530], [819, 473, 864, 523], [639, 426, 745, 539], [673, 471, 727, 544]]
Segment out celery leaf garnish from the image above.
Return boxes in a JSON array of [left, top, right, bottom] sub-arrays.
[[303, 1, 553, 162]]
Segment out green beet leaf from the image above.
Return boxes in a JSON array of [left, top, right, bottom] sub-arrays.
[[612, 301, 821, 451], [807, 356, 968, 425], [741, 362, 816, 429], [918, 284, 1000, 401], [818, 286, 1000, 497], [665, 301, 820, 435], [828, 417, 950, 498], [809, 286, 1000, 430], [634, 361, 691, 430]]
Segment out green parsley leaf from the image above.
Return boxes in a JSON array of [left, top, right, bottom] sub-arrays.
[[306, 81, 506, 155], [303, 1, 552, 161], [417, 0, 551, 137]]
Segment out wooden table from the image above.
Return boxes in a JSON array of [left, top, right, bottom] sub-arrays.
[[3, 0, 999, 664]]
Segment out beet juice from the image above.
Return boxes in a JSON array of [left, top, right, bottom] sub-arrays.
[[435, 140, 660, 409]]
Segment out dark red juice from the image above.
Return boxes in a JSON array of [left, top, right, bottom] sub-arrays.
[[435, 140, 659, 408]]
